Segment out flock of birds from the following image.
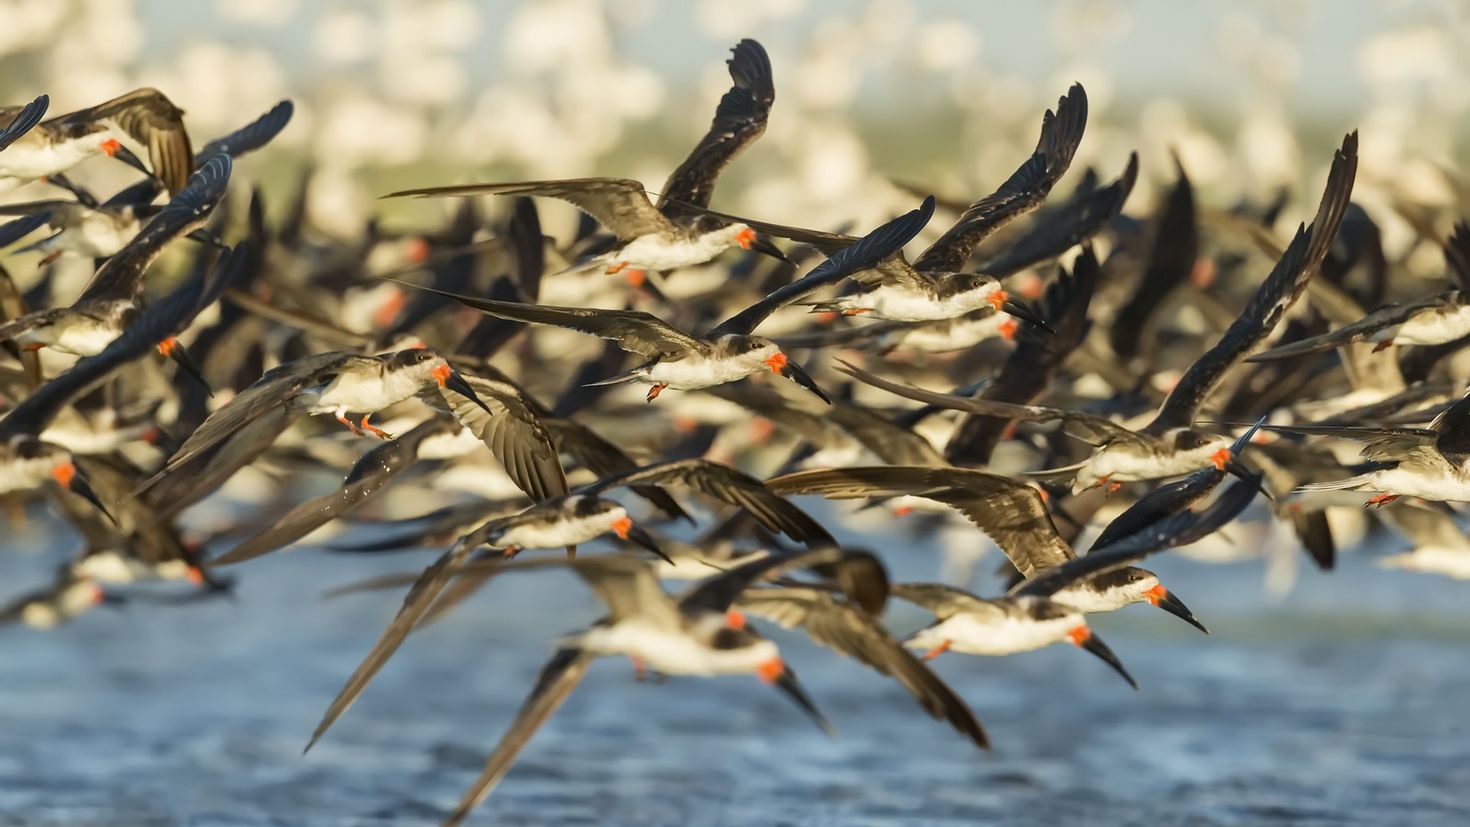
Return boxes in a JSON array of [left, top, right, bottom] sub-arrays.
[[2, 36, 1469, 826]]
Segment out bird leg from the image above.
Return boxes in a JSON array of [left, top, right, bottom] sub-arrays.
[[605, 261, 629, 275], [841, 307, 873, 316], [37, 251, 63, 267], [501, 545, 521, 559], [624, 268, 647, 287], [645, 383, 668, 402], [921, 640, 952, 661], [334, 408, 361, 435], [1372, 340, 1393, 353], [1365, 494, 1399, 508], [358, 413, 393, 440], [630, 656, 648, 682]]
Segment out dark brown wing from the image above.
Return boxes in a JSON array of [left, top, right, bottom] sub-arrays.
[[913, 83, 1086, 273], [977, 152, 1138, 277], [60, 88, 193, 194], [583, 458, 833, 546], [1110, 155, 1197, 360], [441, 647, 593, 827], [767, 466, 1075, 576], [1148, 133, 1357, 434], [386, 283, 703, 359], [709, 196, 936, 336], [542, 417, 690, 520], [1445, 221, 1470, 291], [210, 418, 455, 566], [737, 587, 988, 749], [658, 39, 774, 219], [133, 351, 360, 497], [443, 375, 569, 504], [836, 359, 1142, 447], [385, 178, 670, 243], [77, 154, 231, 304]]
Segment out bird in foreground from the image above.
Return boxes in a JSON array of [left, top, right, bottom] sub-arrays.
[[386, 39, 786, 285], [392, 548, 883, 827], [0, 88, 192, 194], [132, 346, 492, 498], [833, 133, 1356, 493], [389, 196, 936, 403]]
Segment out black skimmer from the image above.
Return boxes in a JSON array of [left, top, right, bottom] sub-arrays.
[[0, 572, 109, 629], [1248, 222, 1470, 360], [699, 85, 1087, 325], [1275, 388, 1470, 505], [0, 88, 192, 194], [132, 346, 492, 498], [0, 100, 292, 264], [386, 547, 877, 826], [837, 132, 1357, 492], [386, 39, 788, 285], [388, 196, 936, 403], [303, 456, 832, 750], [0, 155, 232, 385]]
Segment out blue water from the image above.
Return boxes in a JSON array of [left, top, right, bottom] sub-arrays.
[[4, 509, 1470, 826]]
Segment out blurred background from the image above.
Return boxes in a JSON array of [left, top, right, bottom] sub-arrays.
[[1, 0, 1465, 240]]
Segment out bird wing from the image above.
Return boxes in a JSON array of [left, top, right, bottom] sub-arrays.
[[0, 94, 47, 151], [386, 283, 703, 359], [60, 88, 193, 194], [194, 100, 294, 163], [1109, 155, 1197, 360], [133, 350, 359, 497], [1012, 474, 1262, 598], [440, 647, 594, 827], [77, 154, 231, 304], [766, 466, 1074, 577], [1149, 132, 1357, 433], [835, 360, 1142, 447], [581, 457, 833, 545], [658, 39, 775, 218], [708, 196, 937, 336], [210, 418, 455, 566], [1245, 295, 1452, 362], [736, 587, 988, 749], [441, 374, 570, 504], [888, 582, 1007, 620], [977, 151, 1138, 277], [913, 83, 1087, 273], [386, 177, 670, 243]]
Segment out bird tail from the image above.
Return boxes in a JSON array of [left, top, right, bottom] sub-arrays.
[[1293, 474, 1373, 493], [582, 366, 648, 387]]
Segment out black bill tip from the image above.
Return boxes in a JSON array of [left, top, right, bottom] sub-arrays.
[[1076, 628, 1138, 690], [780, 360, 830, 405]]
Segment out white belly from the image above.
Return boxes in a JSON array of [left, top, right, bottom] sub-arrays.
[[1377, 548, 1470, 579], [47, 320, 123, 356], [0, 133, 105, 178], [0, 455, 57, 494], [580, 620, 779, 676], [69, 213, 138, 257], [893, 312, 1009, 352], [1368, 466, 1470, 502], [853, 283, 997, 322], [313, 370, 421, 413], [497, 508, 622, 550], [612, 231, 732, 272], [1392, 305, 1470, 345], [647, 353, 763, 390], [906, 612, 1079, 656], [1083, 438, 1231, 487]]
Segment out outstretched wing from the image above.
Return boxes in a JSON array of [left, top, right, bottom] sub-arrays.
[[386, 177, 670, 243], [659, 39, 775, 218], [767, 466, 1075, 577], [0, 94, 48, 151], [913, 83, 1086, 273], [1149, 133, 1357, 433], [59, 88, 193, 194]]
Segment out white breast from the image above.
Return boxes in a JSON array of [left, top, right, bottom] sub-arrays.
[[1393, 305, 1470, 346], [893, 312, 1010, 352], [853, 281, 998, 322], [613, 229, 735, 272], [646, 351, 766, 390], [498, 507, 623, 550], [907, 611, 1079, 656], [0, 133, 107, 179], [314, 368, 423, 413], [581, 619, 779, 676]]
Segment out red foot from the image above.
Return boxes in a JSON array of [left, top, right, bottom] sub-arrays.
[[336, 415, 362, 435], [841, 307, 873, 317], [922, 640, 952, 662], [645, 383, 667, 402], [1365, 494, 1399, 508], [624, 269, 646, 287], [1372, 340, 1393, 353], [359, 413, 392, 440], [605, 261, 628, 275]]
